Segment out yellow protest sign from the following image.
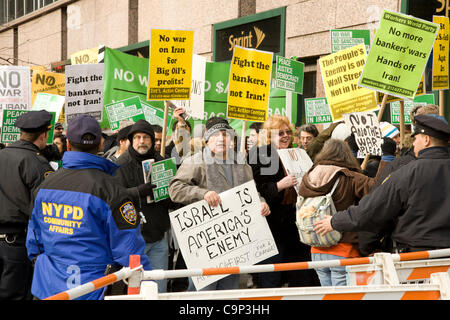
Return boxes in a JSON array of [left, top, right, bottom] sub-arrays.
[[226, 46, 273, 122], [31, 70, 65, 106], [147, 29, 194, 100], [432, 15, 449, 90], [320, 43, 377, 122], [70, 47, 100, 65]]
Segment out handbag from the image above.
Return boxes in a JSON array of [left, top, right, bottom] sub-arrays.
[[295, 178, 342, 247]]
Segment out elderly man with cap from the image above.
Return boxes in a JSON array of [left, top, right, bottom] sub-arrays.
[[26, 115, 151, 300], [314, 114, 450, 253], [0, 110, 54, 300], [169, 117, 270, 291]]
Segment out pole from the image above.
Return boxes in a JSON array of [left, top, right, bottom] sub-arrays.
[[361, 94, 388, 170], [399, 100, 405, 150], [439, 90, 445, 117], [240, 120, 247, 153], [161, 101, 170, 157]]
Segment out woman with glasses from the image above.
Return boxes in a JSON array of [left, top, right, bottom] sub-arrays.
[[248, 115, 320, 288]]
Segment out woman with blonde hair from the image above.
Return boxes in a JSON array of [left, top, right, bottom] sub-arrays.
[[298, 139, 375, 286], [248, 115, 320, 288]]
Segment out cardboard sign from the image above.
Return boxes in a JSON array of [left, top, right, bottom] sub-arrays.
[[169, 180, 278, 290], [172, 54, 206, 119], [147, 29, 194, 100], [277, 148, 313, 193], [330, 29, 371, 54], [32, 93, 65, 121], [343, 111, 382, 156], [274, 56, 304, 94], [304, 97, 332, 124], [0, 66, 31, 111], [227, 46, 273, 122], [390, 94, 436, 124], [432, 15, 449, 90], [1, 109, 55, 144], [359, 10, 439, 100], [65, 64, 105, 123], [150, 158, 177, 202], [320, 43, 378, 122]]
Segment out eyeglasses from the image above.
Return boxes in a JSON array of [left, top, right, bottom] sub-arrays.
[[278, 130, 292, 136]]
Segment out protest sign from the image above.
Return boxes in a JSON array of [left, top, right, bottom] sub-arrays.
[[172, 54, 206, 119], [70, 45, 102, 65], [376, 72, 426, 104], [1, 109, 55, 144], [142, 159, 155, 204], [274, 56, 304, 94], [104, 96, 146, 130], [390, 93, 435, 124], [65, 64, 105, 122], [320, 43, 378, 122], [304, 97, 332, 124], [432, 16, 449, 90], [141, 100, 173, 131], [31, 70, 65, 106], [227, 46, 273, 122], [277, 148, 313, 193], [330, 29, 371, 54], [343, 111, 382, 156], [147, 29, 194, 100], [149, 158, 177, 202], [359, 10, 439, 100], [32, 93, 65, 121], [169, 180, 278, 290], [0, 66, 31, 111]]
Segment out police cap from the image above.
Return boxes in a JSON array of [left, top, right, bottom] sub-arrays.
[[411, 114, 450, 141], [15, 110, 53, 133]]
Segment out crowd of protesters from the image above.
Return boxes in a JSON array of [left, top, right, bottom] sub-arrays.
[[0, 103, 449, 300]]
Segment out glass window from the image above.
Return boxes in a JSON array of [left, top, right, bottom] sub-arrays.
[[8, 0, 15, 21], [0, 1, 7, 25], [25, 0, 34, 14], [16, 0, 24, 18]]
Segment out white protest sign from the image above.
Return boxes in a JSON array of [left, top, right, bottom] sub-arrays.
[[172, 54, 206, 120], [32, 92, 65, 121], [0, 66, 31, 111], [343, 111, 382, 156], [169, 180, 278, 290], [65, 64, 105, 122], [277, 148, 313, 193]]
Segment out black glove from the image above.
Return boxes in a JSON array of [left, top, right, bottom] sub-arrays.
[[137, 182, 157, 198]]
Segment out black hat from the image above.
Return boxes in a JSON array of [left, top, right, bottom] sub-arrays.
[[127, 119, 155, 145], [411, 114, 450, 141], [203, 117, 234, 142], [15, 110, 53, 133], [55, 122, 64, 130], [117, 125, 132, 141], [66, 114, 102, 145]]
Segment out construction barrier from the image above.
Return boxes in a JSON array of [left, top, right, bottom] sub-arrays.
[[45, 248, 450, 300]]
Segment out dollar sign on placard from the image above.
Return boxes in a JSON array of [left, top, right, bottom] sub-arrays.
[[216, 81, 224, 94]]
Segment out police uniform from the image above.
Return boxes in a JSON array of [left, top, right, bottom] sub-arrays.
[[330, 115, 450, 253], [0, 110, 54, 300], [26, 115, 151, 300]]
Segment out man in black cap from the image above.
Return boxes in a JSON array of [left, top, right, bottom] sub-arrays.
[[0, 110, 54, 300], [314, 114, 450, 253]]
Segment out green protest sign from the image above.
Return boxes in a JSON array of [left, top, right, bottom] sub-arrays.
[[304, 97, 332, 124], [275, 56, 304, 94], [359, 10, 439, 100], [330, 29, 371, 54], [104, 96, 146, 130], [390, 94, 435, 124], [151, 158, 177, 202], [141, 100, 173, 132], [1, 110, 55, 144]]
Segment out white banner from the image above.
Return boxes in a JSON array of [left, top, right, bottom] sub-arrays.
[[169, 180, 278, 290], [65, 64, 105, 122]]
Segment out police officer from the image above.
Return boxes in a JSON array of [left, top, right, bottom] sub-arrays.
[[314, 114, 450, 253], [0, 110, 54, 300], [26, 115, 151, 300]]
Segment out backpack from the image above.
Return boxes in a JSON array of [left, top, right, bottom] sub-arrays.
[[295, 178, 342, 247]]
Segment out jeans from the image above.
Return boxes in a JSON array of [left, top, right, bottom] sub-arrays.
[[311, 253, 348, 286], [144, 238, 169, 293], [187, 274, 240, 291]]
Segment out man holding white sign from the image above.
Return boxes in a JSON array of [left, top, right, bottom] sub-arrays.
[[169, 117, 271, 291]]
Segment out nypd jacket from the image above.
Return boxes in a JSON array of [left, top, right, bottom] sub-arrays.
[[26, 151, 151, 300], [0, 140, 53, 233], [331, 147, 450, 249]]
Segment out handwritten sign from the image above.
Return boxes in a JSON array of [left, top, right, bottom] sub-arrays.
[[343, 111, 382, 156], [277, 148, 313, 193], [147, 29, 194, 100], [169, 180, 278, 290]]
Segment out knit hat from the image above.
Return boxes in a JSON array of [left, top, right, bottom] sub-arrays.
[[331, 123, 352, 141], [203, 117, 234, 142], [127, 119, 155, 146], [379, 122, 400, 139]]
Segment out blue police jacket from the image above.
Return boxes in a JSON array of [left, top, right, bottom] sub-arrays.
[[26, 151, 151, 300]]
